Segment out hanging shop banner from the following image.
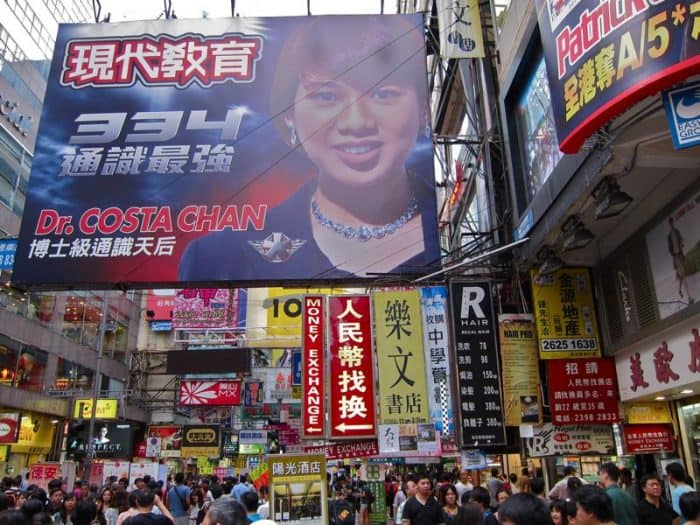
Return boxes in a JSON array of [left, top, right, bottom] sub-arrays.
[[303, 295, 325, 438], [147, 425, 181, 458], [373, 290, 430, 425], [238, 429, 268, 455], [523, 424, 616, 457], [623, 424, 675, 454], [663, 80, 700, 150], [499, 314, 542, 426], [449, 281, 506, 447], [626, 402, 673, 424], [304, 439, 379, 460], [377, 423, 441, 456], [89, 462, 105, 487], [179, 379, 242, 406], [181, 425, 220, 457], [145, 436, 161, 458], [145, 289, 176, 321], [616, 313, 700, 400], [269, 454, 327, 525], [13, 15, 439, 289], [73, 398, 118, 419], [436, 0, 485, 59], [420, 286, 454, 436], [548, 358, 620, 425], [28, 463, 62, 490], [531, 268, 601, 359], [0, 413, 20, 444], [172, 288, 245, 329], [328, 295, 377, 439], [645, 189, 700, 320], [535, 0, 700, 154]]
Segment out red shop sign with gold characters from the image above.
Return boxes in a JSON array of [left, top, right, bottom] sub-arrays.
[[328, 295, 376, 439], [548, 358, 620, 425]]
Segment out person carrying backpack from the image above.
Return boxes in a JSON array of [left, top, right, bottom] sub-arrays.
[[328, 485, 354, 525]]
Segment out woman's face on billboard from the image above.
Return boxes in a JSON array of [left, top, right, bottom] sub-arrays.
[[292, 75, 421, 188]]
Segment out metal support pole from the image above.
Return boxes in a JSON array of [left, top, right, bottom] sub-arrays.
[[82, 291, 109, 481]]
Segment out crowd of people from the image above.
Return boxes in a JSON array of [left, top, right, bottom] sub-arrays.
[[0, 473, 271, 525], [378, 462, 700, 525]]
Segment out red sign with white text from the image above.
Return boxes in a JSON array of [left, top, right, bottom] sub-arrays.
[[179, 380, 242, 405], [329, 295, 376, 439], [623, 424, 675, 453], [146, 289, 175, 321], [548, 358, 620, 425], [0, 413, 20, 444], [303, 296, 325, 438], [304, 439, 379, 460]]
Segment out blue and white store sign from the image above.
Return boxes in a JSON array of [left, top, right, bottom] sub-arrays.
[[663, 80, 700, 150]]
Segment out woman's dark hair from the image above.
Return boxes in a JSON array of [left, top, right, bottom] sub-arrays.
[[20, 499, 45, 519], [60, 493, 77, 522], [566, 477, 582, 498], [269, 15, 427, 143], [550, 500, 576, 522], [439, 484, 458, 506], [498, 493, 551, 525], [680, 491, 700, 521], [30, 513, 51, 525], [205, 497, 248, 525], [0, 493, 11, 512], [468, 487, 490, 508], [112, 490, 128, 513], [454, 503, 484, 525], [73, 501, 98, 525]]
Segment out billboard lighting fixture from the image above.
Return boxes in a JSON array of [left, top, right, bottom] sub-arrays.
[[535, 245, 564, 279], [561, 215, 594, 252], [592, 176, 633, 220]]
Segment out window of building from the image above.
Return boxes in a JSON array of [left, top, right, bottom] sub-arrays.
[[53, 357, 93, 392]]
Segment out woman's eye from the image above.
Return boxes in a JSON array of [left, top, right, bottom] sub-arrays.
[[309, 90, 337, 103], [372, 87, 401, 100]]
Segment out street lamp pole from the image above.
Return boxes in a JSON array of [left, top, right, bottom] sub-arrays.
[[82, 291, 109, 482]]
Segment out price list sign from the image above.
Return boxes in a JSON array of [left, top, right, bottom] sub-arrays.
[[548, 358, 621, 425], [449, 281, 505, 447]]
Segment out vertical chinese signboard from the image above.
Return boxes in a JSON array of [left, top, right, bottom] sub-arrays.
[[449, 281, 505, 447], [328, 295, 376, 439], [499, 314, 542, 426], [420, 286, 454, 437], [373, 290, 430, 425], [531, 268, 601, 359], [303, 296, 325, 438], [548, 358, 620, 425], [269, 454, 327, 525]]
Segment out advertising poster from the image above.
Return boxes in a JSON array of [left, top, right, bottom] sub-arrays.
[[663, 80, 700, 149], [269, 454, 327, 525], [179, 379, 242, 406], [147, 425, 181, 458], [71, 421, 135, 459], [536, 0, 700, 153], [328, 295, 376, 439], [420, 286, 454, 436], [172, 288, 246, 329], [499, 314, 542, 426], [548, 358, 620, 425], [146, 289, 176, 321], [129, 462, 162, 487], [13, 15, 439, 288], [373, 290, 430, 425], [449, 281, 506, 447], [102, 461, 131, 485], [73, 398, 118, 419], [181, 425, 220, 457], [523, 424, 615, 457], [645, 190, 700, 319], [531, 268, 601, 359]]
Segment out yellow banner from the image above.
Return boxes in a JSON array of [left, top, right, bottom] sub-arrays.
[[499, 314, 542, 426], [13, 415, 53, 454], [373, 290, 430, 425], [626, 402, 672, 424], [73, 398, 118, 419], [530, 268, 601, 359]]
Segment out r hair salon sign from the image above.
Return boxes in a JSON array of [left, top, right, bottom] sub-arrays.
[[524, 424, 615, 457]]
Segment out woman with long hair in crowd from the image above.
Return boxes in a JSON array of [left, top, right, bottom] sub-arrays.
[[440, 484, 460, 525], [189, 490, 205, 525], [53, 493, 77, 525]]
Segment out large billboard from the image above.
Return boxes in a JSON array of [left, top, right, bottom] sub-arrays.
[[13, 15, 439, 288], [536, 0, 700, 153]]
